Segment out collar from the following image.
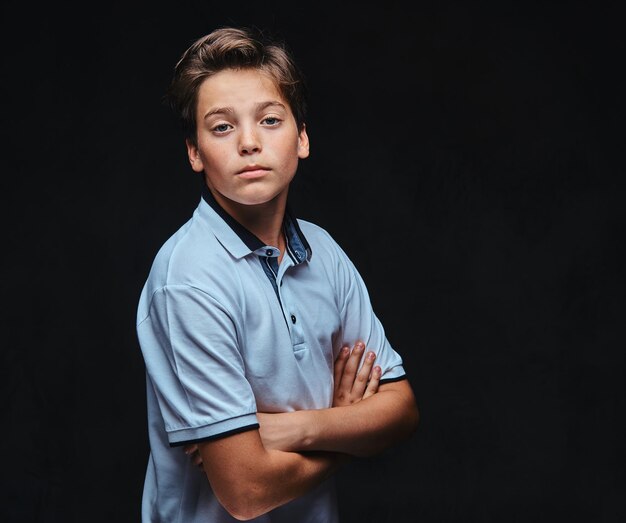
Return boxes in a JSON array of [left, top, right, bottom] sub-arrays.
[[200, 183, 312, 262]]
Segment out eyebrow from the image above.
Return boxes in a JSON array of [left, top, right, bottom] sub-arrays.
[[203, 101, 286, 120]]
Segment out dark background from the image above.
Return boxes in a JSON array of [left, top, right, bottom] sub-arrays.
[[2, 1, 624, 521]]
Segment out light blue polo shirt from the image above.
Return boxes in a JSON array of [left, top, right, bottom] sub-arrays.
[[136, 186, 406, 522]]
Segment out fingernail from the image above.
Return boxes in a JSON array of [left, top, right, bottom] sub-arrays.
[[367, 352, 375, 361], [342, 346, 349, 355]]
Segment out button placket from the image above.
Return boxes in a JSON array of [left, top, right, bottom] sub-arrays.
[[276, 264, 306, 352]]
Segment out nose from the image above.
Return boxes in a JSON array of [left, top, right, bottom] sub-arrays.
[[238, 126, 261, 155]]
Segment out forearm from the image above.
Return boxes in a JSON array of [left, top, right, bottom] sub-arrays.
[[199, 431, 345, 520], [261, 381, 419, 458], [240, 448, 343, 516], [311, 388, 418, 456]]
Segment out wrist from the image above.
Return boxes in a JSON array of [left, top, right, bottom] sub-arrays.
[[298, 409, 322, 451]]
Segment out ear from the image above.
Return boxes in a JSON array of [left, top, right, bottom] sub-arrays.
[[186, 139, 204, 173], [297, 124, 310, 159]]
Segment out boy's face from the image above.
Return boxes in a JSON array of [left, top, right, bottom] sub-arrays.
[[187, 68, 309, 208]]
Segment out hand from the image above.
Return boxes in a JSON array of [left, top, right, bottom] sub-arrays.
[[184, 443, 203, 468], [184, 341, 382, 465], [332, 341, 381, 407], [256, 412, 304, 452]]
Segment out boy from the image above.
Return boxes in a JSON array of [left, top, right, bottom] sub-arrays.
[[136, 26, 419, 522]]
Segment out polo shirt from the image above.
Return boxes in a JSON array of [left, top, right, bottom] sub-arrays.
[[136, 187, 407, 522]]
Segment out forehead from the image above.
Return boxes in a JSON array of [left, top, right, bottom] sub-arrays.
[[197, 68, 285, 112]]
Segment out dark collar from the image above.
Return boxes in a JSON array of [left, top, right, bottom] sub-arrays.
[[201, 183, 312, 260]]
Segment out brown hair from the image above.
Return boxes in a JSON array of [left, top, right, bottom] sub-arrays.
[[166, 26, 308, 145]]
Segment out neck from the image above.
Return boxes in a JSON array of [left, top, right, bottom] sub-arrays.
[[210, 187, 287, 249]]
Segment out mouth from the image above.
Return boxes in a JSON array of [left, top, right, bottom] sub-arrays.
[[236, 165, 271, 179]]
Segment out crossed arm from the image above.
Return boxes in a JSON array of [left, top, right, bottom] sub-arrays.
[[255, 342, 419, 457], [185, 342, 419, 520]]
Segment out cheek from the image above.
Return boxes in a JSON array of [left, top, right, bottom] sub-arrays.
[[200, 143, 230, 170], [273, 154, 299, 180], [274, 137, 302, 170]]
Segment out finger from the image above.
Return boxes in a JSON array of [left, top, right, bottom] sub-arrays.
[[184, 443, 198, 455], [339, 342, 365, 392], [363, 365, 382, 399], [333, 346, 350, 392], [351, 350, 376, 397]]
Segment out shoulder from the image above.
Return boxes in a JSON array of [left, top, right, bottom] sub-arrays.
[[142, 208, 232, 293], [297, 218, 353, 265], [137, 217, 238, 325], [297, 219, 339, 253]]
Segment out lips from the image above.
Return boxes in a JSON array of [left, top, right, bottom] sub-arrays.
[[236, 165, 270, 179]]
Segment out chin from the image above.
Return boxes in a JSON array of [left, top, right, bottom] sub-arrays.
[[237, 195, 280, 207], [230, 188, 286, 207]]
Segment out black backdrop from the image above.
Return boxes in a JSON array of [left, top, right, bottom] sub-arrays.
[[2, 1, 624, 522]]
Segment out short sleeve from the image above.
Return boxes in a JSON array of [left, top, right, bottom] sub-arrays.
[[331, 240, 407, 383], [137, 284, 258, 446]]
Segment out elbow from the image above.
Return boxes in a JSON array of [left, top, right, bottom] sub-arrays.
[[398, 394, 420, 442], [221, 500, 263, 521], [221, 503, 255, 521], [223, 507, 260, 522], [407, 401, 420, 436], [216, 482, 273, 521], [401, 385, 420, 438]]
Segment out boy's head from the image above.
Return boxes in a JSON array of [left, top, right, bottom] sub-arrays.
[[166, 26, 308, 147]]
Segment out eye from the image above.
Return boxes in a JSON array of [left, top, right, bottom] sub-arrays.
[[212, 123, 232, 134], [261, 116, 282, 126]]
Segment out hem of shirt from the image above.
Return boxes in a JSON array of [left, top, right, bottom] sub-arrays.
[[169, 423, 260, 447], [379, 374, 407, 385], [167, 412, 258, 446]]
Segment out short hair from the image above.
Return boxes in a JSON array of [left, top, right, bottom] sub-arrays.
[[165, 26, 308, 145]]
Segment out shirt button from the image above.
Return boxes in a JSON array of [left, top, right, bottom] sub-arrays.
[[266, 249, 273, 256], [291, 314, 297, 324]]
